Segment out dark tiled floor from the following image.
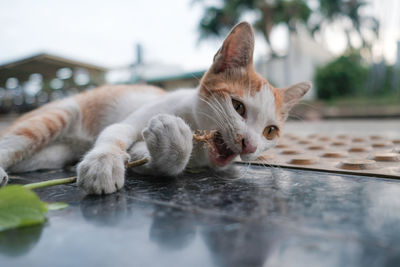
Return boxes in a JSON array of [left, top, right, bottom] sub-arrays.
[[2, 164, 400, 267]]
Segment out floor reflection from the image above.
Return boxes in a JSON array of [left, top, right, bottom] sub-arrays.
[[0, 225, 43, 257], [149, 207, 196, 250], [78, 167, 286, 267], [80, 194, 131, 227], [2, 165, 400, 266]]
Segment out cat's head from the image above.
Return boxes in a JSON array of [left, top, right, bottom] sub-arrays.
[[196, 21, 311, 167]]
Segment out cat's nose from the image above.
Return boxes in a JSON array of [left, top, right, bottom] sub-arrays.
[[241, 138, 257, 154]]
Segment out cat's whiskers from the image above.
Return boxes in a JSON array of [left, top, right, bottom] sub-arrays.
[[296, 101, 319, 110], [198, 92, 225, 116], [196, 111, 225, 130], [191, 70, 253, 173], [199, 98, 241, 153], [198, 81, 237, 137], [198, 95, 240, 155], [199, 80, 224, 111], [212, 95, 239, 143], [176, 109, 225, 131], [199, 81, 227, 115], [204, 99, 232, 136], [238, 161, 252, 178], [287, 113, 306, 123], [210, 95, 228, 118], [198, 96, 225, 122], [286, 101, 318, 123], [205, 95, 236, 139], [253, 153, 284, 175]]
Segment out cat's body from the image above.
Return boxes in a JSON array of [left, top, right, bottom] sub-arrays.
[[0, 22, 310, 194]]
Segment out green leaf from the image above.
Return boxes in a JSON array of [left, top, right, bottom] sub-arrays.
[[0, 185, 48, 232], [47, 202, 68, 211]]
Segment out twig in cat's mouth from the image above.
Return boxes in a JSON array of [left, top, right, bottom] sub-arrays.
[[193, 130, 217, 151]]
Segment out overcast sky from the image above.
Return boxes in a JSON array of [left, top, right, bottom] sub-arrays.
[[0, 0, 399, 71], [0, 0, 221, 70]]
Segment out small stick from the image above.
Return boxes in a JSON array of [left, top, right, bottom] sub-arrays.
[[23, 130, 216, 190], [24, 177, 77, 190], [125, 157, 149, 168], [24, 158, 150, 190]]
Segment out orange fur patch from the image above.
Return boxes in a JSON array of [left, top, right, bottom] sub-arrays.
[[55, 112, 67, 127], [13, 128, 38, 141], [271, 86, 284, 120], [1, 107, 73, 166], [10, 110, 69, 144], [200, 66, 266, 99], [115, 140, 126, 151], [75, 84, 165, 136], [42, 116, 59, 136], [2, 101, 71, 147]]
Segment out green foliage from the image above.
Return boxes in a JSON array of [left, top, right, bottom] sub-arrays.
[[366, 64, 400, 97], [0, 185, 69, 232], [0, 185, 48, 231], [314, 0, 378, 49], [197, 0, 378, 54], [198, 0, 311, 49], [269, 0, 311, 31], [315, 53, 368, 100]]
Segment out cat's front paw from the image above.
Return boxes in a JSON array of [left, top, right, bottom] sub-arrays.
[[77, 147, 130, 194], [0, 167, 8, 187], [143, 114, 193, 176]]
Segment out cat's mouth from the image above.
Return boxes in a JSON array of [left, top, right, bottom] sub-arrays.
[[208, 131, 237, 167]]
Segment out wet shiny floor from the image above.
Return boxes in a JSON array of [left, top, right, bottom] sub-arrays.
[[2, 164, 400, 267]]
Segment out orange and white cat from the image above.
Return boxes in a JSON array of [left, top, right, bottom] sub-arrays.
[[0, 22, 310, 194]]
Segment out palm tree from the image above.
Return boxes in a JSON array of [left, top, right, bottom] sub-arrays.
[[196, 0, 378, 56], [197, 0, 311, 56], [310, 0, 379, 50]]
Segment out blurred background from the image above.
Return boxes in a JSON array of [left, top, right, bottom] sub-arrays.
[[0, 0, 399, 121]]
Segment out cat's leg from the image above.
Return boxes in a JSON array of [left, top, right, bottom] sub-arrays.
[[128, 114, 193, 176], [0, 105, 76, 186], [8, 143, 79, 173], [77, 114, 193, 194], [77, 123, 135, 194]]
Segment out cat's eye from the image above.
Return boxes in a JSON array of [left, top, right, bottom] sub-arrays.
[[263, 125, 279, 140], [232, 99, 245, 117]]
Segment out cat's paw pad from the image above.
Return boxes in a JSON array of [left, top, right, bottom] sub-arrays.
[[0, 167, 8, 187], [143, 114, 193, 175], [77, 147, 130, 194]]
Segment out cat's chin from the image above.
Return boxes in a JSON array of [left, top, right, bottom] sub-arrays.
[[209, 150, 237, 167], [208, 131, 238, 167]]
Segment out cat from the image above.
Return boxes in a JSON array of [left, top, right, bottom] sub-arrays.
[[0, 22, 310, 194]]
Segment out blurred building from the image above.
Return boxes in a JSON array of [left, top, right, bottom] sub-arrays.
[[108, 62, 201, 91], [256, 33, 333, 100], [108, 44, 203, 90], [0, 53, 107, 113], [113, 35, 332, 98], [146, 70, 205, 90], [397, 41, 400, 68]]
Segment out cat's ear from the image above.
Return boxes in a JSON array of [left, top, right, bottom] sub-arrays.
[[278, 82, 312, 120], [211, 22, 255, 74]]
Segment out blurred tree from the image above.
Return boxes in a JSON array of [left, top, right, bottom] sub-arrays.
[[314, 52, 368, 100], [196, 0, 379, 56], [366, 63, 400, 97], [197, 0, 311, 55], [310, 0, 379, 52]]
